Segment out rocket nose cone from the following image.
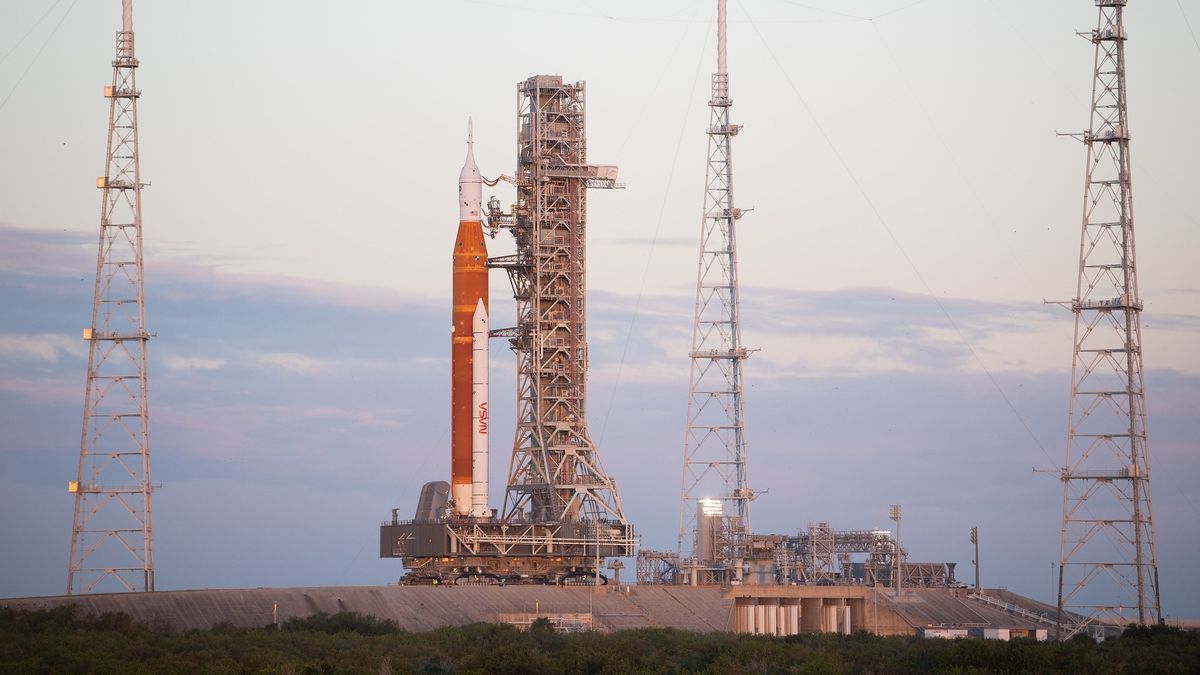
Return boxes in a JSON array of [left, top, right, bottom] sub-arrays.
[[459, 118, 483, 221], [473, 298, 488, 329], [460, 119, 481, 184]]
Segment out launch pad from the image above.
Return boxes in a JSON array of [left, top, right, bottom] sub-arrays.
[[380, 75, 634, 585], [380, 517, 634, 585]]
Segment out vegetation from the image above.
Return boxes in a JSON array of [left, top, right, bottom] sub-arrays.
[[1, 606, 1196, 674]]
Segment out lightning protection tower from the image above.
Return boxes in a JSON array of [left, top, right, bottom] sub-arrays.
[[1056, 0, 1160, 633], [678, 0, 756, 586], [67, 0, 155, 595]]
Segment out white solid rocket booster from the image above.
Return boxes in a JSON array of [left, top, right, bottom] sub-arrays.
[[470, 298, 490, 518]]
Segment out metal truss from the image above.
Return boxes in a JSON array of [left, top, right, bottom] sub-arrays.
[[807, 523, 838, 582], [778, 529, 898, 586], [490, 75, 633, 550], [643, 521, 952, 590], [899, 562, 955, 589], [636, 549, 680, 585], [679, 0, 756, 585], [382, 517, 629, 585], [690, 514, 749, 586], [1057, 0, 1160, 634], [449, 521, 632, 557], [67, 5, 155, 595]]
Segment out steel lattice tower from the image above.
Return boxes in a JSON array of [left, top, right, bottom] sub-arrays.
[[678, 0, 755, 585], [67, 0, 155, 595], [1056, 0, 1160, 631], [495, 76, 632, 534]]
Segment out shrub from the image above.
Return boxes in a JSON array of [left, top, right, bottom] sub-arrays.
[[282, 611, 400, 636]]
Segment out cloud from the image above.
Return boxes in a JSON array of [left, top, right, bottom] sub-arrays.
[[253, 351, 339, 375], [249, 351, 390, 375], [0, 373, 80, 405], [589, 286, 1076, 381], [155, 261, 436, 313], [161, 354, 227, 372], [0, 223, 439, 313], [608, 236, 695, 248], [0, 224, 94, 278], [0, 333, 85, 363], [9, 216, 1192, 385], [1148, 312, 1200, 332]]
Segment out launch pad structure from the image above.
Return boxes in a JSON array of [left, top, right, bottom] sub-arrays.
[[46, 1, 1171, 637], [380, 75, 635, 585]]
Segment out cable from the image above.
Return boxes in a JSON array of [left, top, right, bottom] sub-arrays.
[[772, 0, 868, 22], [458, 0, 694, 24], [0, 0, 66, 70], [869, 22, 1047, 311], [984, 0, 1199, 231], [615, 4, 702, 161], [1177, 0, 1200, 56], [0, 0, 79, 116], [737, 0, 1059, 469], [871, 0, 931, 21], [335, 427, 444, 584], [597, 2, 715, 446], [458, 0, 866, 25], [773, 0, 933, 23]]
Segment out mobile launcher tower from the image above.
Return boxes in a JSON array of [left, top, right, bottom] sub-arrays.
[[380, 76, 636, 585]]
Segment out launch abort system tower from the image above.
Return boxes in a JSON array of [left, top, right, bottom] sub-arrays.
[[380, 75, 635, 584], [1056, 0, 1161, 634], [67, 0, 155, 595]]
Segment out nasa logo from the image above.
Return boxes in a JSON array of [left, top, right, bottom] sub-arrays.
[[478, 402, 488, 434]]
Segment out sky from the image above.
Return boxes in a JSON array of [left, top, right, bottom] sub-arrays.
[[0, 1, 1197, 617]]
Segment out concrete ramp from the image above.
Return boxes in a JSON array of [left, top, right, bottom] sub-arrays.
[[0, 585, 732, 633], [1, 585, 1055, 635]]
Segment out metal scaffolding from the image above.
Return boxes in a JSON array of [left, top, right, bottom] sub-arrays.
[[67, 0, 154, 595], [639, 523, 947, 589], [778, 528, 901, 586], [678, 0, 756, 585], [1056, 0, 1161, 634], [495, 75, 631, 534]]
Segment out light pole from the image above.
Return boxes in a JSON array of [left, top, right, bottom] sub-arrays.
[[970, 526, 980, 593], [889, 505, 902, 596]]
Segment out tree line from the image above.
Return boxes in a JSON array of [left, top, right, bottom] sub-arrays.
[[1, 605, 1196, 674]]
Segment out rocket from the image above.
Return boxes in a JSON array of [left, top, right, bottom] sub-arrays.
[[452, 119, 489, 518]]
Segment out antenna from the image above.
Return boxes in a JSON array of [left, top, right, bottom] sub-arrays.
[[67, 0, 155, 594], [1056, 0, 1161, 637], [678, 0, 755, 586]]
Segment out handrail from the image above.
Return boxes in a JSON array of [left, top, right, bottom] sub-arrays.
[[967, 592, 1065, 630]]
